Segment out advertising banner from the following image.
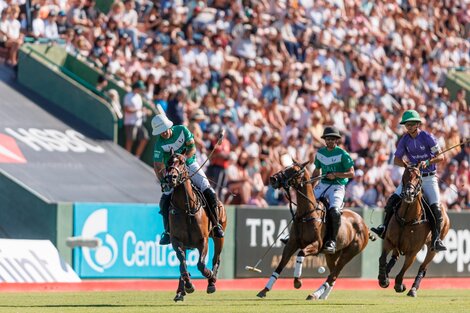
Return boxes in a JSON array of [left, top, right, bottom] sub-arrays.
[[73, 203, 214, 278], [235, 207, 362, 278], [0, 239, 80, 282]]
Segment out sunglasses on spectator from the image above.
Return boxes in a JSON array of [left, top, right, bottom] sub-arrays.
[[324, 137, 337, 141]]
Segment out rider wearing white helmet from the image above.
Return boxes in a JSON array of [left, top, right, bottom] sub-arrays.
[[151, 114, 224, 245]]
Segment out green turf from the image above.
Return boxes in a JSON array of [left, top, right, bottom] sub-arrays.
[[0, 290, 468, 313]]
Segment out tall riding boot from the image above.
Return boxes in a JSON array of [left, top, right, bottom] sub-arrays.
[[159, 194, 172, 245], [323, 207, 341, 254], [371, 194, 401, 239], [203, 188, 225, 238], [429, 203, 446, 251]]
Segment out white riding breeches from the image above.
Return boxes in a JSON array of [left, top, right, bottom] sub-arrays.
[[394, 174, 440, 205], [187, 161, 212, 192], [314, 182, 345, 209]]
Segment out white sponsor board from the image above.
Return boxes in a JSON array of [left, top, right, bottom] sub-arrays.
[[0, 239, 80, 282]]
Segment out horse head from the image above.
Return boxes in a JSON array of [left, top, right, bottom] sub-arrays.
[[270, 160, 310, 190], [165, 148, 188, 188], [401, 166, 422, 204]]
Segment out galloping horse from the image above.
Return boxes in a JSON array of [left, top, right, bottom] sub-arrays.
[[257, 161, 370, 300], [165, 150, 227, 302], [378, 166, 449, 297]]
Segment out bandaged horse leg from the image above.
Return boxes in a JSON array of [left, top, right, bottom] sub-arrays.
[[257, 240, 298, 298], [319, 282, 335, 299], [306, 282, 330, 300], [293, 253, 305, 289]]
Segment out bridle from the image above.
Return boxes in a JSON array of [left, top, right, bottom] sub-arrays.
[[272, 164, 324, 223], [165, 154, 189, 188], [401, 166, 423, 204]]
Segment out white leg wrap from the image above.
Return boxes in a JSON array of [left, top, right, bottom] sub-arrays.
[[266, 272, 279, 290], [294, 256, 305, 278], [312, 282, 330, 299], [319, 283, 334, 299]]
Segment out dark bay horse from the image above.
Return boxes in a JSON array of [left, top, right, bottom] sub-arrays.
[[256, 161, 370, 300], [165, 151, 227, 302], [378, 166, 449, 297]]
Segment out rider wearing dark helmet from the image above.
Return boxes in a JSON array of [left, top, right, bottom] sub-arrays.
[[371, 110, 446, 251], [311, 126, 355, 254]]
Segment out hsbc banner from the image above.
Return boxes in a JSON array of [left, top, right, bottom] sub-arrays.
[[0, 239, 80, 282], [235, 207, 362, 278], [73, 203, 214, 278]]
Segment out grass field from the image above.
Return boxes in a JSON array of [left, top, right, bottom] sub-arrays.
[[0, 289, 469, 313]]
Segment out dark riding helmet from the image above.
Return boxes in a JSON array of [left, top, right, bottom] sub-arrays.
[[321, 126, 341, 139]]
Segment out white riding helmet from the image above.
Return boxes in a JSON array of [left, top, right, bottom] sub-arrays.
[[151, 114, 173, 136]]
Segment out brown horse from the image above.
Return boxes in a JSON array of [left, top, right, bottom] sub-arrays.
[[165, 151, 227, 302], [378, 166, 450, 297], [256, 161, 370, 300]]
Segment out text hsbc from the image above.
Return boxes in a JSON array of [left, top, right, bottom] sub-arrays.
[[5, 128, 104, 153]]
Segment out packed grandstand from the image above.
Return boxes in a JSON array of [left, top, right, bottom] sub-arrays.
[[1, 0, 469, 209]]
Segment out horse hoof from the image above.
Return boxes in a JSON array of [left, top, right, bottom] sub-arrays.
[[174, 293, 184, 302], [184, 282, 195, 294], [256, 288, 268, 298], [294, 278, 302, 289], [306, 294, 319, 301], [394, 284, 406, 293], [407, 288, 417, 297], [378, 278, 390, 288], [207, 284, 216, 294]]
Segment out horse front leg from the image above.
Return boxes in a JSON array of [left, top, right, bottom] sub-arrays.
[[174, 244, 194, 295], [196, 239, 215, 294], [378, 240, 393, 288], [386, 250, 399, 275], [257, 240, 299, 298], [208, 237, 224, 294], [293, 249, 307, 289], [394, 253, 417, 293], [408, 246, 435, 297]]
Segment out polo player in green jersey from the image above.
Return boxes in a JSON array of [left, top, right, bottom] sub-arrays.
[[151, 114, 224, 245]]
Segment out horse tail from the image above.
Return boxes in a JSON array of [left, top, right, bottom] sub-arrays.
[[369, 232, 377, 241]]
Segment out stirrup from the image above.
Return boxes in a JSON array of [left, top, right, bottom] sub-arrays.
[[212, 225, 224, 238], [371, 225, 386, 239], [432, 239, 447, 252], [323, 241, 336, 254], [159, 232, 171, 245]]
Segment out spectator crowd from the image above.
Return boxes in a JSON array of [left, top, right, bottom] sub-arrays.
[[0, 0, 469, 210]]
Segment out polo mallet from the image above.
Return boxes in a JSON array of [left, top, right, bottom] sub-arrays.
[[436, 138, 470, 157], [245, 218, 294, 273]]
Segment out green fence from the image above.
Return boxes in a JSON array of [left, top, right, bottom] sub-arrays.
[[18, 45, 118, 140]]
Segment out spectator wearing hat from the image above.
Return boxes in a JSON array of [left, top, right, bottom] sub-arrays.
[[30, 4, 45, 38], [44, 10, 59, 40], [56, 11, 68, 36], [123, 80, 149, 158], [372, 110, 446, 252]]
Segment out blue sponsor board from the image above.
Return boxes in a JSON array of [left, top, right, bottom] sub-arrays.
[[73, 203, 213, 278]]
